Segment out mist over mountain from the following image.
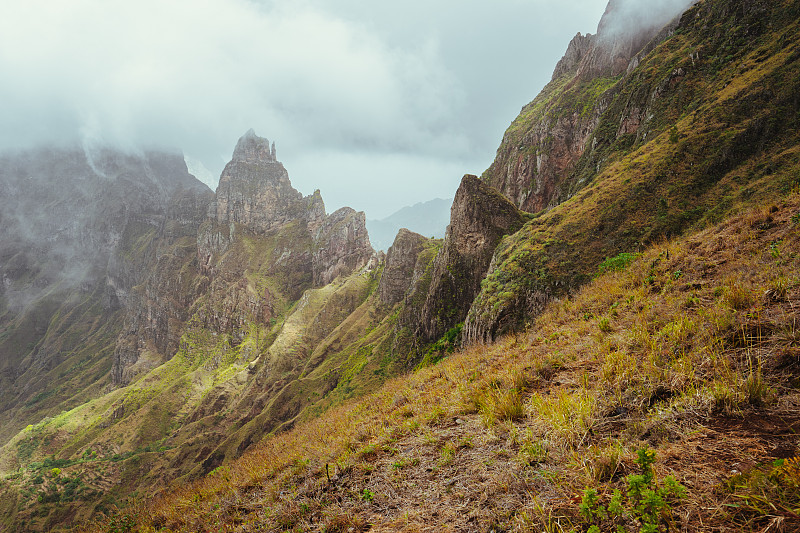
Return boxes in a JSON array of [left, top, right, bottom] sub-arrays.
[[2, 0, 800, 531], [0, 0, 612, 219]]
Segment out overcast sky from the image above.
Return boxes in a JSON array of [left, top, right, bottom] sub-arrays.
[[1, 0, 613, 219]]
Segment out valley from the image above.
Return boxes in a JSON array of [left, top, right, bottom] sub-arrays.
[[0, 0, 798, 531]]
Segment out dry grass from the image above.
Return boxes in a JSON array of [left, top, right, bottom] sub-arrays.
[[83, 196, 800, 532]]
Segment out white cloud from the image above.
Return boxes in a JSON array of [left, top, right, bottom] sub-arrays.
[[0, 0, 620, 217]]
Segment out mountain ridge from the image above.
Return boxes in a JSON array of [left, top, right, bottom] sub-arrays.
[[1, 0, 799, 530]]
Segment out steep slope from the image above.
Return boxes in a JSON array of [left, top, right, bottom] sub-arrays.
[[4, 0, 800, 529], [0, 147, 213, 444], [482, 0, 696, 213], [416, 175, 526, 343], [86, 183, 800, 533], [0, 132, 442, 532], [467, 0, 800, 342]]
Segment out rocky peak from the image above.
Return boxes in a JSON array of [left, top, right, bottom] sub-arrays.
[[312, 207, 375, 287], [551, 32, 595, 80], [211, 130, 375, 287], [232, 128, 277, 163], [378, 229, 429, 306], [214, 130, 305, 233], [306, 189, 326, 235], [417, 175, 525, 342], [575, 0, 696, 79]]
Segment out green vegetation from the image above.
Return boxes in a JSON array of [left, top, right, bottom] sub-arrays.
[[579, 446, 687, 532], [3, 1, 800, 532], [81, 193, 800, 532], [417, 323, 463, 367], [724, 457, 800, 528], [597, 252, 641, 276]]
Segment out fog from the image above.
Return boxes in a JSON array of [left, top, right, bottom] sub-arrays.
[[598, 0, 697, 40], [0, 0, 693, 219]]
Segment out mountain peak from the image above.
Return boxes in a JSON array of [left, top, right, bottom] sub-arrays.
[[232, 129, 277, 163]]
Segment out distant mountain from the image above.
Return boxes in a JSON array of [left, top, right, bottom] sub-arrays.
[[366, 198, 451, 251]]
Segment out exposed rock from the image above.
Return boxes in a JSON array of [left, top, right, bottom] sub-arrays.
[[214, 130, 328, 235], [551, 32, 594, 80], [378, 229, 430, 306], [467, 0, 789, 346], [417, 175, 525, 342], [214, 151, 302, 233], [196, 221, 233, 277], [190, 131, 374, 349], [578, 0, 696, 80], [483, 0, 695, 214], [0, 145, 214, 396], [312, 207, 374, 287], [232, 128, 277, 163], [305, 189, 327, 236]]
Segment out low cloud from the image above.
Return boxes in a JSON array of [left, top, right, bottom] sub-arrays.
[[598, 0, 697, 39], [1, 1, 460, 155], [0, 0, 613, 217]]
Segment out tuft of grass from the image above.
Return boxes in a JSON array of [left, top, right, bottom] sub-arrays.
[[476, 385, 525, 426], [597, 252, 641, 276], [722, 279, 756, 310], [529, 390, 594, 447], [712, 357, 774, 414], [724, 457, 800, 529]]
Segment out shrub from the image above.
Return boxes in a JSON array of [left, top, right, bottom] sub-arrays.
[[579, 446, 686, 531]]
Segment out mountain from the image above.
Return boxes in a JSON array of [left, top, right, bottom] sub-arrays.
[[0, 132, 446, 531], [0, 147, 213, 442], [2, 0, 800, 530], [366, 197, 451, 252], [73, 0, 798, 530], [467, 0, 800, 342]]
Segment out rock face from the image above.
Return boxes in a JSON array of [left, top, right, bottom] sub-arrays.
[[211, 130, 373, 288], [378, 229, 430, 306], [312, 207, 374, 287], [551, 32, 594, 80], [111, 130, 375, 384], [482, 0, 695, 214], [466, 0, 795, 345], [0, 145, 214, 418], [215, 130, 304, 232], [417, 175, 525, 342]]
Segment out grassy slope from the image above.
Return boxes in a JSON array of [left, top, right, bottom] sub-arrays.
[[0, 284, 123, 444], [82, 192, 800, 532], [0, 226, 440, 532], [468, 0, 800, 339]]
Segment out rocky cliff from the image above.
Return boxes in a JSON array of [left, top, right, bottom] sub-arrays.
[[112, 130, 375, 383], [417, 175, 525, 342], [5, 0, 800, 529], [214, 129, 305, 232], [0, 146, 213, 438], [0, 129, 397, 531], [466, 0, 800, 343], [482, 0, 695, 214], [312, 207, 374, 287], [378, 229, 430, 306]]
